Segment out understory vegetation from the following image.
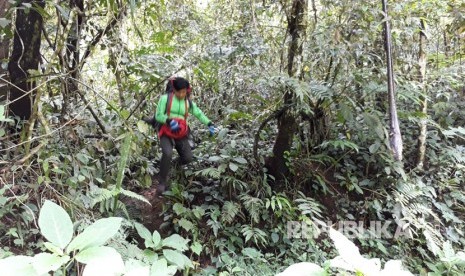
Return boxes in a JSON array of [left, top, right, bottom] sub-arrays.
[[1, 0, 465, 275]]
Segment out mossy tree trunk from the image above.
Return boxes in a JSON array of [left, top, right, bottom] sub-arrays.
[[266, 0, 307, 183], [381, 0, 403, 162], [416, 18, 428, 169], [8, 0, 45, 120], [0, 1, 10, 103], [60, 0, 84, 118]]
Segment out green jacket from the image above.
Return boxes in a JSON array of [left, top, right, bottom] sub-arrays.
[[155, 94, 211, 126]]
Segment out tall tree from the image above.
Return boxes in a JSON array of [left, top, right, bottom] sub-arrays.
[[0, 1, 10, 102], [8, 0, 45, 120], [266, 0, 307, 182], [60, 0, 84, 117], [416, 18, 428, 169], [381, 0, 402, 161]]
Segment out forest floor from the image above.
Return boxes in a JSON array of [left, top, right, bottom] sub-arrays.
[[122, 177, 169, 235]]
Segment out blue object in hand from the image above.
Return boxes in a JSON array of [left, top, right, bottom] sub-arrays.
[[208, 125, 216, 136], [170, 120, 180, 132]]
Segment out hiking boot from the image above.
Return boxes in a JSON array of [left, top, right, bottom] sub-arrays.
[[157, 183, 167, 195]]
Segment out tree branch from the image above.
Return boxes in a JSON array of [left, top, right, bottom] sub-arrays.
[[0, 141, 45, 175], [79, 6, 127, 71], [126, 66, 186, 121], [76, 89, 107, 134]]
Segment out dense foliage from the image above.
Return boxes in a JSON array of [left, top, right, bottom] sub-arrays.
[[1, 0, 465, 275]]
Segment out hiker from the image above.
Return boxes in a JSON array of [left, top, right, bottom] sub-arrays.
[[144, 77, 216, 193]]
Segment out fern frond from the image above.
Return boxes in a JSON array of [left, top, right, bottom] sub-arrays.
[[295, 192, 324, 219], [223, 176, 248, 192], [120, 189, 151, 205], [433, 202, 462, 223], [304, 154, 335, 165], [240, 195, 264, 224], [394, 179, 445, 253], [309, 81, 333, 100], [116, 134, 133, 191], [194, 168, 222, 179], [423, 226, 444, 256], [112, 201, 129, 219], [393, 181, 424, 205], [241, 225, 268, 246], [90, 185, 150, 208], [318, 139, 360, 153], [107, 235, 144, 260], [91, 186, 119, 207], [222, 201, 241, 224]]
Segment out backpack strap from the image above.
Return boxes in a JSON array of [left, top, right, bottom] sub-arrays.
[[165, 78, 175, 116], [184, 98, 189, 119], [165, 78, 193, 120], [165, 93, 190, 120], [166, 92, 174, 117]]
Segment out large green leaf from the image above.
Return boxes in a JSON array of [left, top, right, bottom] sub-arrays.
[[150, 258, 177, 276], [38, 200, 73, 249], [329, 228, 361, 263], [229, 162, 239, 172], [0, 18, 11, 28], [134, 222, 155, 248], [178, 218, 194, 232], [66, 217, 123, 253], [77, 246, 125, 276], [152, 230, 161, 248], [233, 157, 248, 164], [162, 234, 189, 251], [116, 133, 132, 191], [32, 253, 70, 275], [0, 256, 36, 276], [110, 133, 133, 214], [43, 242, 64, 255], [75, 246, 123, 265], [190, 242, 202, 256], [0, 105, 14, 123], [125, 259, 150, 276], [276, 262, 326, 276], [143, 249, 158, 263], [208, 155, 222, 162], [162, 249, 193, 269], [82, 260, 125, 276]]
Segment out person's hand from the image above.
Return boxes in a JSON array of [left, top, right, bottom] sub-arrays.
[[170, 120, 180, 133], [142, 116, 156, 128], [208, 124, 217, 136]]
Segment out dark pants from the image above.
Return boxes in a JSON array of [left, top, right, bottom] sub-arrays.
[[159, 135, 193, 186]]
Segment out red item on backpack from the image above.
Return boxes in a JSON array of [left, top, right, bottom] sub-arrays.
[[158, 118, 188, 139]]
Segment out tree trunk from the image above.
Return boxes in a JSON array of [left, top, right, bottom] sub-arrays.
[[8, 0, 45, 120], [416, 18, 427, 169], [0, 1, 10, 103], [109, 47, 126, 107], [443, 29, 450, 59], [266, 0, 307, 183], [61, 0, 84, 118], [311, 0, 317, 25], [381, 0, 402, 162]]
